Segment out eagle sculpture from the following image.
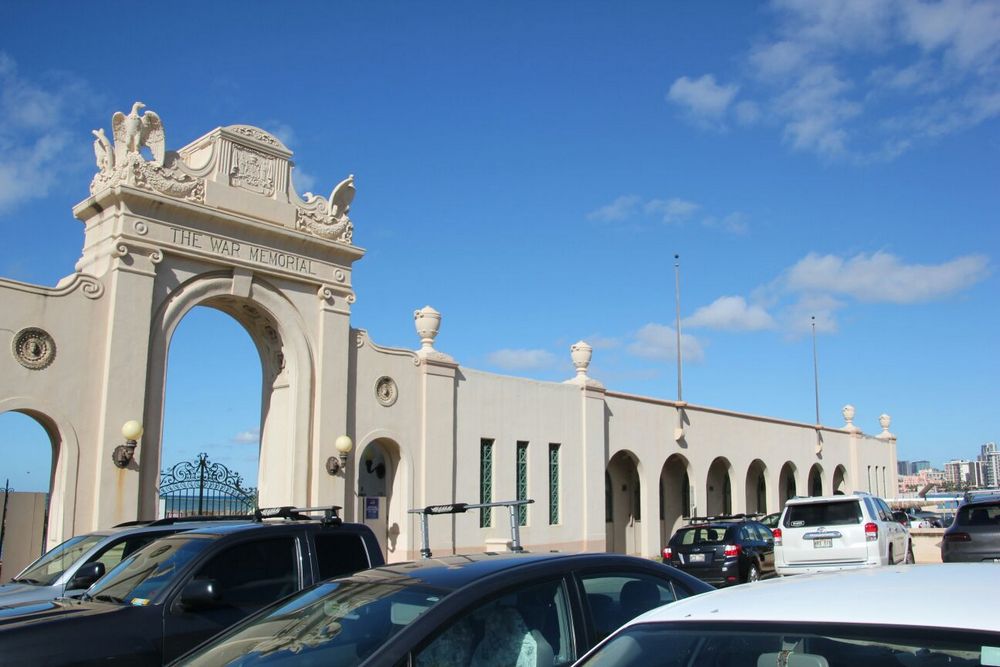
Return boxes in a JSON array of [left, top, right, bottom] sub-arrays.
[[112, 101, 165, 166]]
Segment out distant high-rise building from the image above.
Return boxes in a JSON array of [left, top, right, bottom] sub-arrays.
[[979, 442, 999, 488], [945, 459, 984, 488], [897, 460, 911, 476], [912, 460, 931, 473]]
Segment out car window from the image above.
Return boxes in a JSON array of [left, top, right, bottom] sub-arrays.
[[89, 533, 163, 573], [577, 622, 999, 667], [875, 498, 894, 522], [752, 524, 771, 541], [738, 526, 752, 541], [784, 500, 862, 527], [956, 502, 1000, 526], [193, 537, 299, 609], [88, 534, 216, 604], [673, 527, 726, 545], [415, 578, 574, 667], [14, 533, 105, 586], [580, 573, 677, 644], [314, 532, 372, 580]]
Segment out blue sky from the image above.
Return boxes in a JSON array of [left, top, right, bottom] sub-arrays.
[[1, 1, 998, 492]]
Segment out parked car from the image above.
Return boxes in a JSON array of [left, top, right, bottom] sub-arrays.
[[941, 493, 1000, 562], [0, 506, 384, 666], [759, 512, 780, 528], [573, 564, 1000, 667], [174, 551, 713, 666], [0, 515, 249, 607], [661, 515, 774, 586], [774, 492, 912, 576]]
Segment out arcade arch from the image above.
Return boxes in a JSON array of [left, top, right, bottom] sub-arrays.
[[832, 465, 848, 494], [606, 450, 641, 555], [355, 435, 409, 562], [808, 463, 824, 497], [778, 462, 798, 509], [705, 457, 733, 516], [659, 454, 691, 548], [745, 459, 768, 514], [140, 272, 315, 518]]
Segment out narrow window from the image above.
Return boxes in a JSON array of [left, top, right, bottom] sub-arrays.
[[480, 439, 493, 528], [548, 443, 560, 525], [516, 441, 528, 526]]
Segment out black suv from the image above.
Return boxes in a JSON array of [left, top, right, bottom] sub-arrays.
[[941, 493, 1000, 562], [0, 506, 384, 666], [662, 514, 775, 587]]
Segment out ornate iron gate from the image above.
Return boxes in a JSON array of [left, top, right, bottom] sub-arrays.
[[158, 453, 257, 518]]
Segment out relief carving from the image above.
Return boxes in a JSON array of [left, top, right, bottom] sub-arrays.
[[228, 125, 284, 148], [229, 145, 276, 196], [12, 328, 56, 370], [296, 174, 355, 243]]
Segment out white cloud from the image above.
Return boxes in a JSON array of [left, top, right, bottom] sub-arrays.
[[231, 428, 260, 444], [585, 335, 621, 350], [0, 53, 96, 215], [685, 296, 777, 331], [627, 323, 705, 363], [487, 348, 558, 371], [292, 166, 317, 195], [645, 197, 700, 224], [587, 194, 642, 222], [667, 74, 739, 122], [900, 0, 1000, 69], [784, 251, 990, 303]]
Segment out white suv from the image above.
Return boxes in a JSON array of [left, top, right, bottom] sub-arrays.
[[774, 492, 912, 576]]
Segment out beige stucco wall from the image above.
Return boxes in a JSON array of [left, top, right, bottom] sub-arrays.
[[0, 492, 48, 581]]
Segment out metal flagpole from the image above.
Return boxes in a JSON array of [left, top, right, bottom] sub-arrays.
[[674, 254, 683, 402], [811, 316, 820, 425]]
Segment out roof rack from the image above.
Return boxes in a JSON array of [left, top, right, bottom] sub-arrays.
[[253, 505, 342, 525], [684, 513, 762, 524], [112, 515, 252, 529], [408, 499, 534, 559]]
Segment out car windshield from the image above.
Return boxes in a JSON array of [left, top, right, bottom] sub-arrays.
[[86, 534, 216, 604], [579, 623, 999, 666], [956, 502, 1000, 527], [784, 500, 862, 527], [14, 533, 106, 586], [181, 576, 448, 666], [673, 527, 727, 545]]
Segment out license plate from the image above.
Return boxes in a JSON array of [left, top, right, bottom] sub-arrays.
[[689, 553, 706, 562], [813, 539, 832, 548]]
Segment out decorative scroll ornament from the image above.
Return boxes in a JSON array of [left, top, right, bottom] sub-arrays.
[[12, 327, 56, 370], [296, 175, 355, 243], [90, 101, 205, 202]]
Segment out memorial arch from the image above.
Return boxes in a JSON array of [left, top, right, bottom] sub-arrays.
[[0, 103, 900, 559]]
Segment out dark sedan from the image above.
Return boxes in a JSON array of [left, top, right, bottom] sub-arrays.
[[174, 552, 712, 666], [662, 516, 775, 587]]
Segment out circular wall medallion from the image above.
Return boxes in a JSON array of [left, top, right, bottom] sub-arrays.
[[12, 328, 56, 370], [374, 376, 398, 407]]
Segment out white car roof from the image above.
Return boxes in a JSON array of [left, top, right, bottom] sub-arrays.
[[782, 493, 868, 506], [629, 565, 1000, 632]]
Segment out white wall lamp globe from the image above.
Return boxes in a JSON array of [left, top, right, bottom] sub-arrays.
[[112, 420, 144, 468], [327, 435, 354, 476]]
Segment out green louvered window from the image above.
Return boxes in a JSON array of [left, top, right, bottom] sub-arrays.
[[480, 439, 494, 528], [516, 441, 528, 526], [548, 443, 560, 525]]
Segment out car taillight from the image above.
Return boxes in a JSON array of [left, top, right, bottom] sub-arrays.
[[865, 522, 878, 541], [724, 544, 741, 557], [944, 532, 971, 542], [662, 546, 673, 559], [772, 528, 782, 545]]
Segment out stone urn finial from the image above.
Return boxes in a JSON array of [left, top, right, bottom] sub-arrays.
[[877, 413, 895, 440], [413, 306, 441, 351], [570, 341, 592, 379], [842, 404, 860, 433]]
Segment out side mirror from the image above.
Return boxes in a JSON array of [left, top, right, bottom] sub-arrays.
[[67, 561, 105, 591], [179, 579, 222, 610]]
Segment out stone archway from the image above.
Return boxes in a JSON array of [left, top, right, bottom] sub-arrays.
[[355, 436, 404, 561], [706, 457, 733, 516], [606, 451, 641, 555], [745, 459, 768, 514], [832, 464, 848, 494], [140, 273, 315, 517], [808, 463, 824, 497], [778, 462, 798, 510], [659, 454, 691, 549]]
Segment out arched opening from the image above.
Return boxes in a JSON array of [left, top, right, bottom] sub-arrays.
[[160, 306, 262, 517], [0, 411, 53, 575], [659, 454, 690, 549], [706, 457, 732, 516], [356, 438, 403, 561], [808, 464, 824, 497], [606, 451, 641, 555], [832, 465, 847, 494], [745, 459, 768, 514], [778, 462, 798, 510]]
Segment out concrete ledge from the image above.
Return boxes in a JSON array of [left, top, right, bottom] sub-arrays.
[[910, 528, 944, 563]]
